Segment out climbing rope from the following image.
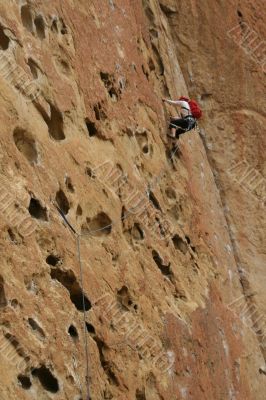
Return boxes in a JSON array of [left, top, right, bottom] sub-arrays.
[[77, 236, 91, 400]]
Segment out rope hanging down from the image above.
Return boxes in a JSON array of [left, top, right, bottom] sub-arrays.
[[77, 236, 91, 400]]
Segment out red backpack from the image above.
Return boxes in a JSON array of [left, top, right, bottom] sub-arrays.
[[179, 96, 202, 119]]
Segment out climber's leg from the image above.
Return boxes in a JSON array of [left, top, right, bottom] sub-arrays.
[[168, 126, 176, 138]]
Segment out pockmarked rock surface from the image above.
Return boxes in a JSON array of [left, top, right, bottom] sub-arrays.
[[0, 1, 265, 399]]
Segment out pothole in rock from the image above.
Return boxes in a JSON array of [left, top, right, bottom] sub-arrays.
[[85, 118, 98, 137], [0, 275, 7, 308], [31, 365, 59, 393], [21, 4, 34, 33], [0, 24, 10, 50], [46, 254, 61, 266], [13, 128, 38, 164], [28, 318, 45, 339], [18, 374, 32, 390], [117, 286, 137, 311], [93, 102, 107, 121], [65, 176, 74, 193], [47, 104, 65, 141], [34, 15, 46, 40], [50, 268, 91, 311], [149, 191, 161, 211], [55, 189, 70, 215], [131, 223, 144, 241], [172, 234, 188, 254], [152, 250, 172, 279], [68, 324, 78, 340], [28, 198, 48, 221], [81, 212, 112, 236], [28, 58, 39, 80]]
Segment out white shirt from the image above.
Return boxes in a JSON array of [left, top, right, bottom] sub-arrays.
[[165, 100, 191, 117]]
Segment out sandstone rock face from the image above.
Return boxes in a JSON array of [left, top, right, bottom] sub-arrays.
[[0, 1, 265, 399]]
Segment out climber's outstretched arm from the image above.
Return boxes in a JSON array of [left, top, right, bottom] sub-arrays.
[[162, 98, 188, 108]]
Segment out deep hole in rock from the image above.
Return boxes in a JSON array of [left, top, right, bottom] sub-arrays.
[[94, 104, 100, 120], [51, 19, 58, 33], [93, 103, 107, 121], [59, 18, 68, 34], [149, 191, 162, 211], [100, 71, 119, 100], [47, 105, 65, 140], [95, 337, 106, 367], [68, 324, 78, 339], [81, 212, 112, 236], [148, 56, 156, 71], [185, 235, 191, 244], [28, 318, 45, 338], [152, 250, 172, 277], [28, 198, 48, 221], [34, 15, 46, 40], [76, 204, 83, 216], [50, 268, 91, 311], [85, 119, 97, 137], [5, 333, 27, 358], [85, 166, 95, 179], [237, 10, 243, 18], [13, 128, 38, 164], [142, 144, 149, 154], [32, 365, 59, 393], [0, 25, 10, 50], [86, 322, 95, 334], [11, 299, 19, 309], [108, 88, 118, 100], [55, 189, 70, 215], [28, 58, 38, 79], [172, 234, 188, 254], [8, 228, 17, 243], [18, 374, 32, 390], [95, 337, 119, 386], [100, 71, 110, 84], [0, 275, 7, 308], [121, 206, 126, 224], [21, 5, 34, 32], [131, 223, 144, 241], [46, 254, 61, 266], [117, 286, 135, 310], [65, 176, 74, 193]]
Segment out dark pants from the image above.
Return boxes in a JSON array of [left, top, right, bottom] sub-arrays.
[[169, 116, 196, 138]]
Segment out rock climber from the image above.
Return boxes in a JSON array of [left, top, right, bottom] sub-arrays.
[[162, 96, 202, 139]]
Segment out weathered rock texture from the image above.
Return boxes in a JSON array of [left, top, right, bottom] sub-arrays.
[[0, 1, 265, 399]]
